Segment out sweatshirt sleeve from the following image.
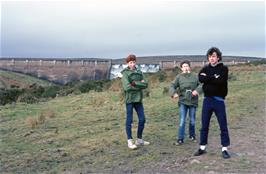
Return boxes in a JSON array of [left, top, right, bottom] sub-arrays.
[[198, 66, 214, 83], [169, 75, 180, 97]]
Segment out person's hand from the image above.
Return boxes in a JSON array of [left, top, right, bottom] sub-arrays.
[[200, 73, 207, 76], [171, 93, 179, 101], [173, 93, 179, 99], [130, 81, 136, 86], [141, 80, 145, 83], [192, 90, 198, 96]]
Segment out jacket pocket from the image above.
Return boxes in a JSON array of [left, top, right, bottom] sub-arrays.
[[185, 89, 192, 101]]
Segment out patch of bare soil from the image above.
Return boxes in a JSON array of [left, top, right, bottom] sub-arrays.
[[0, 76, 30, 88], [137, 98, 266, 173]]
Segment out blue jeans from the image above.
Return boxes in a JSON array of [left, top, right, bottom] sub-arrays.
[[200, 97, 230, 146], [178, 103, 196, 140], [125, 102, 146, 140]]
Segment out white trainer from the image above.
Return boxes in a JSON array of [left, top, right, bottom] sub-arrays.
[[135, 138, 150, 146], [128, 139, 137, 149]]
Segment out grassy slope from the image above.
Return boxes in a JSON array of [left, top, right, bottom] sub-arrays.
[[0, 65, 265, 173], [0, 70, 52, 88]]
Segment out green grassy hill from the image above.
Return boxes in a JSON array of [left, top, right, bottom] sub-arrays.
[[0, 65, 265, 173], [0, 69, 53, 89]]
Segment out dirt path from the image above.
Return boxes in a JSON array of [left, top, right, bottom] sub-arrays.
[[228, 98, 266, 173], [136, 97, 266, 173]]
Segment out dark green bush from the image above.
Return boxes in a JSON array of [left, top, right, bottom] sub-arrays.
[[248, 60, 266, 65], [228, 72, 237, 81], [0, 88, 24, 105], [0, 79, 112, 105], [78, 81, 93, 93], [29, 84, 45, 97], [10, 85, 19, 88], [78, 80, 108, 93], [163, 87, 169, 95], [57, 87, 75, 96], [171, 66, 181, 74], [42, 85, 61, 98], [65, 80, 79, 88], [158, 71, 167, 82], [18, 92, 39, 104]]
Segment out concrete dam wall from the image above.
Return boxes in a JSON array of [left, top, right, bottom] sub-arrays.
[[0, 56, 257, 84], [0, 58, 112, 84]]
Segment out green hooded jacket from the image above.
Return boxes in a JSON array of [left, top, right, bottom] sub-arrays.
[[121, 67, 148, 104], [169, 72, 202, 107]]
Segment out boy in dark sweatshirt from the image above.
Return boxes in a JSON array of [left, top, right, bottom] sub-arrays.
[[194, 47, 231, 159]]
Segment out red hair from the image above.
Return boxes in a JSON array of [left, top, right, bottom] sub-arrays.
[[125, 54, 136, 63]]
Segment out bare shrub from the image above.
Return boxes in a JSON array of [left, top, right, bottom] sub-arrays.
[[90, 97, 106, 107], [38, 114, 46, 124], [143, 89, 150, 97], [41, 110, 55, 118], [25, 109, 55, 129], [109, 78, 122, 92], [25, 117, 38, 129], [163, 87, 169, 95]]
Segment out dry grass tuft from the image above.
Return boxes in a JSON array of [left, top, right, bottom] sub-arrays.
[[25, 109, 56, 128], [41, 110, 55, 118], [90, 96, 107, 107], [108, 78, 122, 92], [38, 114, 46, 124], [25, 117, 38, 129]]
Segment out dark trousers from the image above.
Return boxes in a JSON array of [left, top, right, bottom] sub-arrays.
[[125, 102, 146, 139], [200, 97, 230, 147]]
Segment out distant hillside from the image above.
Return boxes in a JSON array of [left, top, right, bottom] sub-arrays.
[[111, 55, 264, 64], [0, 70, 53, 89]]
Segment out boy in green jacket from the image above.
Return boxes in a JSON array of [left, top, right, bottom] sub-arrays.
[[169, 60, 201, 145], [121, 54, 150, 149]]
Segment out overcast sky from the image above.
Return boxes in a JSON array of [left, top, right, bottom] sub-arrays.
[[1, 0, 265, 58]]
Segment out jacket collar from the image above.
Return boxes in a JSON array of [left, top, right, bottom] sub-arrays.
[[209, 62, 223, 67]]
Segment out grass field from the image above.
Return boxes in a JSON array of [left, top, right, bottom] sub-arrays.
[[0, 70, 52, 89], [0, 65, 265, 173]]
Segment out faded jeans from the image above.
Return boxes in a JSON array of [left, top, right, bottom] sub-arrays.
[[178, 103, 196, 140]]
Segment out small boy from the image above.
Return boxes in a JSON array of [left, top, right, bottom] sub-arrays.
[[121, 54, 150, 149], [169, 60, 201, 145]]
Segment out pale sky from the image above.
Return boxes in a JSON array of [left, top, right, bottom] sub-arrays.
[[1, 0, 265, 58]]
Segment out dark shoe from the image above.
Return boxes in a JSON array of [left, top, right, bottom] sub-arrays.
[[189, 136, 197, 142], [194, 149, 207, 156], [175, 139, 184, 145], [222, 150, 231, 159]]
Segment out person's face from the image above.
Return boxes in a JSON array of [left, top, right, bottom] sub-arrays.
[[127, 60, 136, 70], [208, 52, 219, 65], [181, 63, 191, 73]]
